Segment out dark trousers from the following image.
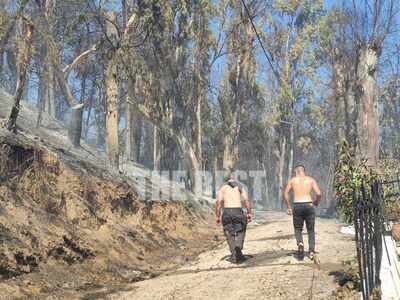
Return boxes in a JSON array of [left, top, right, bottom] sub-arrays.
[[222, 208, 247, 255], [293, 202, 315, 252]]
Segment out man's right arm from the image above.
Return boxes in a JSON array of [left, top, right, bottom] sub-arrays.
[[215, 189, 223, 225], [283, 180, 293, 215]]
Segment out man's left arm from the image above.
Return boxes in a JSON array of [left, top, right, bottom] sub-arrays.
[[242, 190, 253, 222], [312, 179, 322, 206], [216, 190, 223, 225]]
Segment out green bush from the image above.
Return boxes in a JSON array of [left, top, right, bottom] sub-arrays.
[[334, 141, 379, 224], [379, 158, 400, 220], [335, 141, 400, 223]]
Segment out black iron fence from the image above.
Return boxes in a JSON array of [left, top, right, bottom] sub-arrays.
[[381, 174, 400, 203], [353, 176, 400, 300], [353, 182, 383, 299]]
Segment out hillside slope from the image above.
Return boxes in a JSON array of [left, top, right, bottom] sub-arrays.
[[0, 90, 219, 299]]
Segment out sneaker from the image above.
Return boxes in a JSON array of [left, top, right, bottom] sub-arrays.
[[297, 243, 304, 260], [230, 254, 237, 263], [235, 247, 246, 263]]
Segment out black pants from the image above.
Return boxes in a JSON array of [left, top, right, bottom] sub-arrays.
[[293, 202, 315, 252], [222, 208, 247, 255]]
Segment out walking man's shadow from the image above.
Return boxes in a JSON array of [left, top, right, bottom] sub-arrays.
[[221, 254, 254, 264], [220, 249, 294, 265]]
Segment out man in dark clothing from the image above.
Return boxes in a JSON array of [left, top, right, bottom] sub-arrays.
[[216, 171, 252, 263], [283, 165, 322, 260]]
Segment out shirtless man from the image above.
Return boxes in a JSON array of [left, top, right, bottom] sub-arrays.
[[283, 165, 321, 260], [216, 170, 252, 263]]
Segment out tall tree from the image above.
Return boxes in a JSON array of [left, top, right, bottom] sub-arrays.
[[5, 17, 33, 132], [350, 0, 396, 166], [218, 0, 258, 171], [260, 0, 324, 202]]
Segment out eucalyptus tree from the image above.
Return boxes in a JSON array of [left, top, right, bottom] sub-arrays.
[[4, 16, 33, 132], [37, 0, 57, 119], [190, 0, 214, 170], [348, 0, 397, 166], [317, 8, 356, 149], [257, 0, 325, 202], [216, 0, 260, 171], [318, 1, 397, 167], [32, 0, 99, 147], [113, 0, 216, 192], [0, 0, 29, 92]]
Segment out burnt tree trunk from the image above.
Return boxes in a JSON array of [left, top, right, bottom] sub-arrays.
[[125, 79, 143, 162], [125, 100, 135, 161], [68, 104, 84, 147], [142, 121, 153, 167], [44, 0, 57, 118], [5, 19, 33, 133], [153, 125, 161, 170], [36, 43, 47, 127], [84, 81, 95, 139]]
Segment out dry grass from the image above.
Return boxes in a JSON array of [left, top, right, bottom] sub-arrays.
[[0, 144, 12, 177], [0, 143, 61, 214]]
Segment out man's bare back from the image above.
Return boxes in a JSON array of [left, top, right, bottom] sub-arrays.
[[284, 166, 322, 214], [290, 176, 319, 203], [216, 179, 252, 224], [283, 165, 322, 257], [219, 184, 242, 208], [215, 176, 252, 264]]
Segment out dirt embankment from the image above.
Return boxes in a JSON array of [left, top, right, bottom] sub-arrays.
[[0, 131, 219, 299]]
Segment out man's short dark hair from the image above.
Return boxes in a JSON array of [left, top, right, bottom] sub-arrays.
[[294, 164, 305, 172], [223, 167, 234, 182]]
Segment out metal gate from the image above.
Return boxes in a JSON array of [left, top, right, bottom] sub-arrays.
[[353, 175, 400, 300], [353, 182, 383, 299]]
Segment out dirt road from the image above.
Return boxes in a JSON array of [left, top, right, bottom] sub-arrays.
[[109, 212, 355, 300]]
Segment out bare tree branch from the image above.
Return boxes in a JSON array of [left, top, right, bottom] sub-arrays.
[[62, 43, 98, 79]]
